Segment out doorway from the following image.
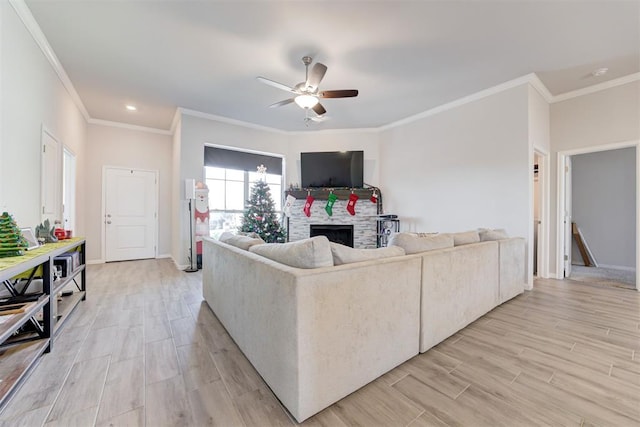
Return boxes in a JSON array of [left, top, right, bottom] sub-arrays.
[[103, 167, 158, 262], [62, 147, 76, 233], [557, 142, 639, 290], [532, 147, 549, 280]]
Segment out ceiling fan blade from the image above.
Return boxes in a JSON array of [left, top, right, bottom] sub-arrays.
[[306, 63, 327, 90], [256, 76, 294, 92], [319, 89, 359, 98], [269, 98, 295, 108], [312, 103, 327, 116]]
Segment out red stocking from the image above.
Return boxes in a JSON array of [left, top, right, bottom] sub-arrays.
[[370, 191, 378, 204], [347, 193, 359, 216], [303, 195, 315, 217]]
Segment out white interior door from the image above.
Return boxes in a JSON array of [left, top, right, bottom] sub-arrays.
[[62, 148, 76, 232], [105, 167, 157, 262], [41, 129, 61, 223], [564, 156, 572, 277]]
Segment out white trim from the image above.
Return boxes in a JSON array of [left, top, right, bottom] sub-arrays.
[[170, 108, 181, 134], [552, 73, 640, 104], [596, 264, 636, 272], [88, 118, 172, 135], [533, 146, 550, 280], [556, 140, 639, 291], [179, 107, 287, 134], [379, 74, 535, 131], [528, 74, 554, 104], [9, 0, 90, 121]]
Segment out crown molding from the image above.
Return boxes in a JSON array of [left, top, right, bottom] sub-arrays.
[[179, 108, 287, 134], [528, 73, 554, 103], [170, 108, 182, 134], [551, 72, 640, 103], [87, 118, 172, 135], [379, 74, 535, 131], [9, 0, 90, 121]]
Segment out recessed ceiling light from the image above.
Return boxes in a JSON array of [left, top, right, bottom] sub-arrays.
[[592, 68, 608, 77], [125, 105, 137, 111]]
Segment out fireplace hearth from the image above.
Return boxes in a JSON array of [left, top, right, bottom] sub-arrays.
[[310, 224, 354, 247]]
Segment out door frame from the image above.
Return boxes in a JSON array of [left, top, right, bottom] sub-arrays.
[[41, 126, 62, 223], [556, 140, 639, 291], [101, 166, 159, 263], [533, 146, 550, 279]]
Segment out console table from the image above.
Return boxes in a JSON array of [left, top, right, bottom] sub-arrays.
[[0, 238, 86, 407]]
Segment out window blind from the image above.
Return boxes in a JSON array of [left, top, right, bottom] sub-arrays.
[[204, 146, 283, 175]]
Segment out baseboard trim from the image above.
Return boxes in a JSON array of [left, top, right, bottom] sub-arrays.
[[86, 259, 104, 265], [596, 264, 636, 272]]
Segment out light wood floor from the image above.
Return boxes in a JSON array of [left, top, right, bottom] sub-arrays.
[[1, 259, 638, 426]]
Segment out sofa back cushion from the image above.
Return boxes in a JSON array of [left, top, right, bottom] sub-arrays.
[[447, 230, 481, 246], [219, 232, 265, 250], [479, 228, 509, 241], [330, 242, 405, 265], [388, 233, 454, 254], [249, 236, 334, 269]]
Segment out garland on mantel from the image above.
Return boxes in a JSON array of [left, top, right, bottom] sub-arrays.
[[284, 185, 383, 217]]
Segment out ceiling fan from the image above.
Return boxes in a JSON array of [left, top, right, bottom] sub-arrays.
[[257, 56, 358, 117]]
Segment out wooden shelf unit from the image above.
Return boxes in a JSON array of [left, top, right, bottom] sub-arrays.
[[0, 238, 86, 408]]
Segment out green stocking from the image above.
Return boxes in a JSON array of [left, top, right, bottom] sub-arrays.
[[325, 193, 337, 216]]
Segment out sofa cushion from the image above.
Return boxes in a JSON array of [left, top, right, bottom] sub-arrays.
[[388, 233, 454, 255], [219, 232, 265, 250], [249, 236, 334, 269], [479, 228, 509, 241], [330, 242, 405, 265], [448, 230, 480, 246]]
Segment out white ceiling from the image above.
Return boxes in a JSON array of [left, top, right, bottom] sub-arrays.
[[24, 0, 640, 132]]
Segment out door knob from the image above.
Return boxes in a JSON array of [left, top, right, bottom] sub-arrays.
[[106, 221, 112, 224], [107, 214, 112, 218]]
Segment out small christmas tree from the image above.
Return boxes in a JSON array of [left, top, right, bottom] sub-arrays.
[[239, 165, 286, 243]]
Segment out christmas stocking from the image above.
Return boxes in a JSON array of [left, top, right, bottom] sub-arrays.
[[284, 194, 295, 217], [325, 193, 337, 216], [347, 193, 359, 216], [303, 194, 315, 217], [370, 191, 378, 204]]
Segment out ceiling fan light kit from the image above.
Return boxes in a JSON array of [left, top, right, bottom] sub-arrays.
[[257, 56, 359, 122], [294, 94, 319, 109]]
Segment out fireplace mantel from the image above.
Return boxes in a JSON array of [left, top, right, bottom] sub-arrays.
[[285, 188, 382, 249]]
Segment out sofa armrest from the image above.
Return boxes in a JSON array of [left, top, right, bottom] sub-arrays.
[[497, 237, 526, 303]]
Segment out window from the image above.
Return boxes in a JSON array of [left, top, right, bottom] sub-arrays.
[[204, 146, 283, 237]]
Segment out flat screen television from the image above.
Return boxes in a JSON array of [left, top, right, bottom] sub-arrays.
[[301, 151, 364, 188]]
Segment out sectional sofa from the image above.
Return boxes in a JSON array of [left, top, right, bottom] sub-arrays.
[[202, 230, 525, 422]]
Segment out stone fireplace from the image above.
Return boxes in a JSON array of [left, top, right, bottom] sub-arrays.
[[285, 189, 380, 249]]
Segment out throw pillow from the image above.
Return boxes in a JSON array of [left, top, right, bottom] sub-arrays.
[[479, 228, 509, 241], [249, 236, 334, 269], [446, 230, 480, 246], [219, 232, 265, 250], [330, 242, 405, 265], [388, 232, 454, 255]]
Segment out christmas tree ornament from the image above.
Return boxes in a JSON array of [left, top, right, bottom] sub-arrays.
[[347, 192, 359, 216], [370, 190, 378, 204], [284, 194, 296, 217], [303, 192, 315, 217], [325, 192, 337, 216]]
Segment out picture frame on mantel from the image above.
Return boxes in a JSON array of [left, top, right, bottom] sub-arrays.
[[20, 228, 39, 251]]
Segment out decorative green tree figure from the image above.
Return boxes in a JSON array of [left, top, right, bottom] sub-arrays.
[[239, 165, 286, 243]]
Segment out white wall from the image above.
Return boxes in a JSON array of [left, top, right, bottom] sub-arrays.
[[85, 124, 172, 262], [1, 2, 87, 233], [173, 113, 290, 266], [379, 84, 530, 248], [550, 81, 640, 276], [571, 147, 636, 269], [171, 116, 182, 267], [286, 130, 381, 189]]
